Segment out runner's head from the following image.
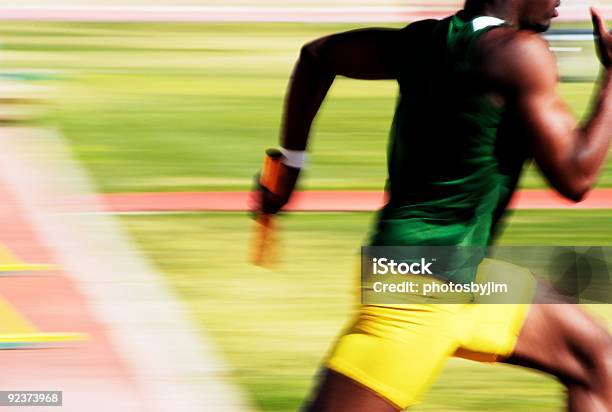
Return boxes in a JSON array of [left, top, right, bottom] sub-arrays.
[[465, 0, 560, 32]]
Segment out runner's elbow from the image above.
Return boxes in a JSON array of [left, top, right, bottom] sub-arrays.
[[561, 180, 592, 203], [564, 189, 587, 203], [300, 40, 321, 65], [299, 38, 334, 74]]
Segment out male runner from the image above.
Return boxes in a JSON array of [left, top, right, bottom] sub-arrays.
[[254, 0, 612, 410]]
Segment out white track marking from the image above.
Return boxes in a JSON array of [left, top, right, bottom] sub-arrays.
[[546, 34, 595, 41], [0, 126, 253, 412], [550, 47, 584, 52]]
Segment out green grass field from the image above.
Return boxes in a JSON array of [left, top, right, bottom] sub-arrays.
[[0, 21, 609, 192], [120, 210, 612, 411], [0, 21, 610, 411]]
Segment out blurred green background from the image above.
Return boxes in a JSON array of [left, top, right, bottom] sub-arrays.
[[1, 20, 611, 411], [0, 22, 607, 192]]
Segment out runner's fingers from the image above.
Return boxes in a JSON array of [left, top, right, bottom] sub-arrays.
[[591, 7, 612, 67], [591, 7, 605, 37], [593, 8, 612, 39]]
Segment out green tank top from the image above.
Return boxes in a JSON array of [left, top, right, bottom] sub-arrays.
[[370, 14, 529, 278]]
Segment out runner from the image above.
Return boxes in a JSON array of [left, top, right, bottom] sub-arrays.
[[254, 1, 612, 410]]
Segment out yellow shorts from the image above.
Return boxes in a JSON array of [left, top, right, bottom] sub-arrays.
[[325, 259, 536, 409]]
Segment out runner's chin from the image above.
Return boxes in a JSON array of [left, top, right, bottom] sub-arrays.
[[523, 17, 553, 33], [523, 10, 557, 33]]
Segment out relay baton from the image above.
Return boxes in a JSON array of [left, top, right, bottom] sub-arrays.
[[250, 148, 283, 267]]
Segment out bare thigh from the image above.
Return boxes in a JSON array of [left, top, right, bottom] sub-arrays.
[[302, 369, 401, 412], [503, 300, 612, 411]]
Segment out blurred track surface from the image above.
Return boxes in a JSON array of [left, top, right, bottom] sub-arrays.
[[93, 189, 612, 213], [0, 4, 609, 22], [0, 127, 251, 411]]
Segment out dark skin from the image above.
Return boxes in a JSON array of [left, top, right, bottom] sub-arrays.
[[256, 0, 612, 410]]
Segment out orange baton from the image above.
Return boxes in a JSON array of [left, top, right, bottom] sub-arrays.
[[250, 149, 283, 267]]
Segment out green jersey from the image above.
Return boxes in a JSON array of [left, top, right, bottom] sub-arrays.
[[371, 13, 529, 255]]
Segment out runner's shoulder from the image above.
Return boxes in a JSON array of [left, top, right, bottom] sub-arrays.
[[478, 29, 557, 88]]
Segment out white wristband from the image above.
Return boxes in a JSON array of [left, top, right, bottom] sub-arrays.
[[280, 148, 307, 169]]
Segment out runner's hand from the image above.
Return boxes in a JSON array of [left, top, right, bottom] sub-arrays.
[[592, 7, 612, 68], [250, 164, 300, 216]]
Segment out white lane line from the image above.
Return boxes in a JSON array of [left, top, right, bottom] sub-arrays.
[[0, 126, 253, 412]]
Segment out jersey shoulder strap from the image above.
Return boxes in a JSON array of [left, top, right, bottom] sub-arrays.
[[447, 13, 507, 62]]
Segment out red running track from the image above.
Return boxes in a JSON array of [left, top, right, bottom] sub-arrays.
[[100, 189, 612, 213], [0, 170, 147, 410]]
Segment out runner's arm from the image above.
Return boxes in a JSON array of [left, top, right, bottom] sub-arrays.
[[281, 27, 407, 151], [487, 11, 612, 202], [257, 26, 414, 214]]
